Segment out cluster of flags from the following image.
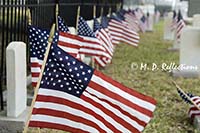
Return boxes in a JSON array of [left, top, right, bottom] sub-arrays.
[[170, 10, 186, 42], [27, 7, 157, 133]]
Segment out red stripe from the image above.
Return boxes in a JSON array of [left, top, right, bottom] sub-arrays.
[[81, 93, 141, 132], [88, 80, 153, 118], [32, 82, 37, 87], [31, 63, 42, 68], [59, 32, 83, 41], [35, 95, 120, 132], [29, 121, 88, 133], [85, 89, 147, 127], [31, 108, 106, 133], [58, 41, 80, 49], [93, 70, 156, 105], [31, 73, 40, 77]]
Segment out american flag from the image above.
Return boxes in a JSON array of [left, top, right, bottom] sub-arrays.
[[58, 32, 81, 59], [109, 15, 140, 47], [59, 31, 111, 60], [175, 11, 186, 42], [177, 88, 200, 121], [57, 16, 70, 33], [124, 11, 140, 32], [170, 11, 177, 31], [28, 43, 157, 133], [93, 18, 113, 67], [77, 16, 112, 64], [139, 15, 147, 33], [28, 25, 58, 87]]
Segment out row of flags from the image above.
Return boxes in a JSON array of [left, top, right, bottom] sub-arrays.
[[27, 8, 157, 132]]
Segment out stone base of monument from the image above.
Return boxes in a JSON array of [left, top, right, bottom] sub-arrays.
[[0, 107, 29, 133], [172, 69, 200, 78], [193, 116, 200, 131]]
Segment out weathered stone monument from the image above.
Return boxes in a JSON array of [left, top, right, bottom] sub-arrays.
[[164, 12, 175, 41], [6, 42, 27, 117], [173, 27, 200, 77], [0, 42, 29, 133]]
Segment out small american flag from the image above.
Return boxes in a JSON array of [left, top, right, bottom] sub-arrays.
[[28, 43, 157, 133], [109, 15, 140, 47], [77, 16, 112, 64], [57, 16, 70, 33], [28, 25, 58, 87], [93, 18, 113, 67], [177, 88, 200, 121], [175, 11, 186, 42]]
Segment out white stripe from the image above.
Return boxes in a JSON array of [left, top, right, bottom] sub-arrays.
[[95, 57, 106, 67], [79, 48, 112, 59], [81, 42, 105, 51], [34, 101, 110, 132], [31, 77, 38, 82], [31, 57, 43, 65], [58, 45, 79, 54], [86, 86, 150, 123], [59, 35, 81, 47], [37, 88, 128, 132], [31, 67, 41, 73], [30, 115, 99, 133], [92, 75, 156, 112], [83, 91, 144, 132]]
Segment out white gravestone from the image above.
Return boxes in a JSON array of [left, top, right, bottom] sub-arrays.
[[146, 14, 154, 31], [164, 12, 175, 41], [6, 42, 27, 117], [68, 27, 76, 35], [193, 14, 200, 27], [173, 27, 200, 77]]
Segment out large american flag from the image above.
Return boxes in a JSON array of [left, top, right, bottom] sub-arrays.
[[177, 88, 200, 121], [28, 43, 157, 133]]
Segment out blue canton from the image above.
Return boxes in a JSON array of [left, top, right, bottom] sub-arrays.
[[40, 43, 94, 97], [93, 18, 102, 32], [58, 16, 70, 33], [28, 25, 59, 60], [177, 88, 194, 105], [77, 16, 96, 38], [101, 16, 109, 28]]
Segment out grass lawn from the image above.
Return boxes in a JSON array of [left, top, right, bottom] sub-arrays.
[[30, 20, 199, 133]]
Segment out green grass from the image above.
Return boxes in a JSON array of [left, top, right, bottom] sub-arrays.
[[101, 21, 199, 133], [30, 21, 199, 133]]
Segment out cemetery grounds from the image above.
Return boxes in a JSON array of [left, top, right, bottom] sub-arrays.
[[28, 20, 200, 133]]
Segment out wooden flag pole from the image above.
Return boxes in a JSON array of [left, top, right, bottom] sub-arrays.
[[23, 24, 56, 133], [108, 7, 112, 17], [76, 6, 80, 34], [172, 80, 200, 111], [27, 8, 32, 25], [100, 7, 104, 18], [55, 3, 59, 30], [91, 5, 96, 69]]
